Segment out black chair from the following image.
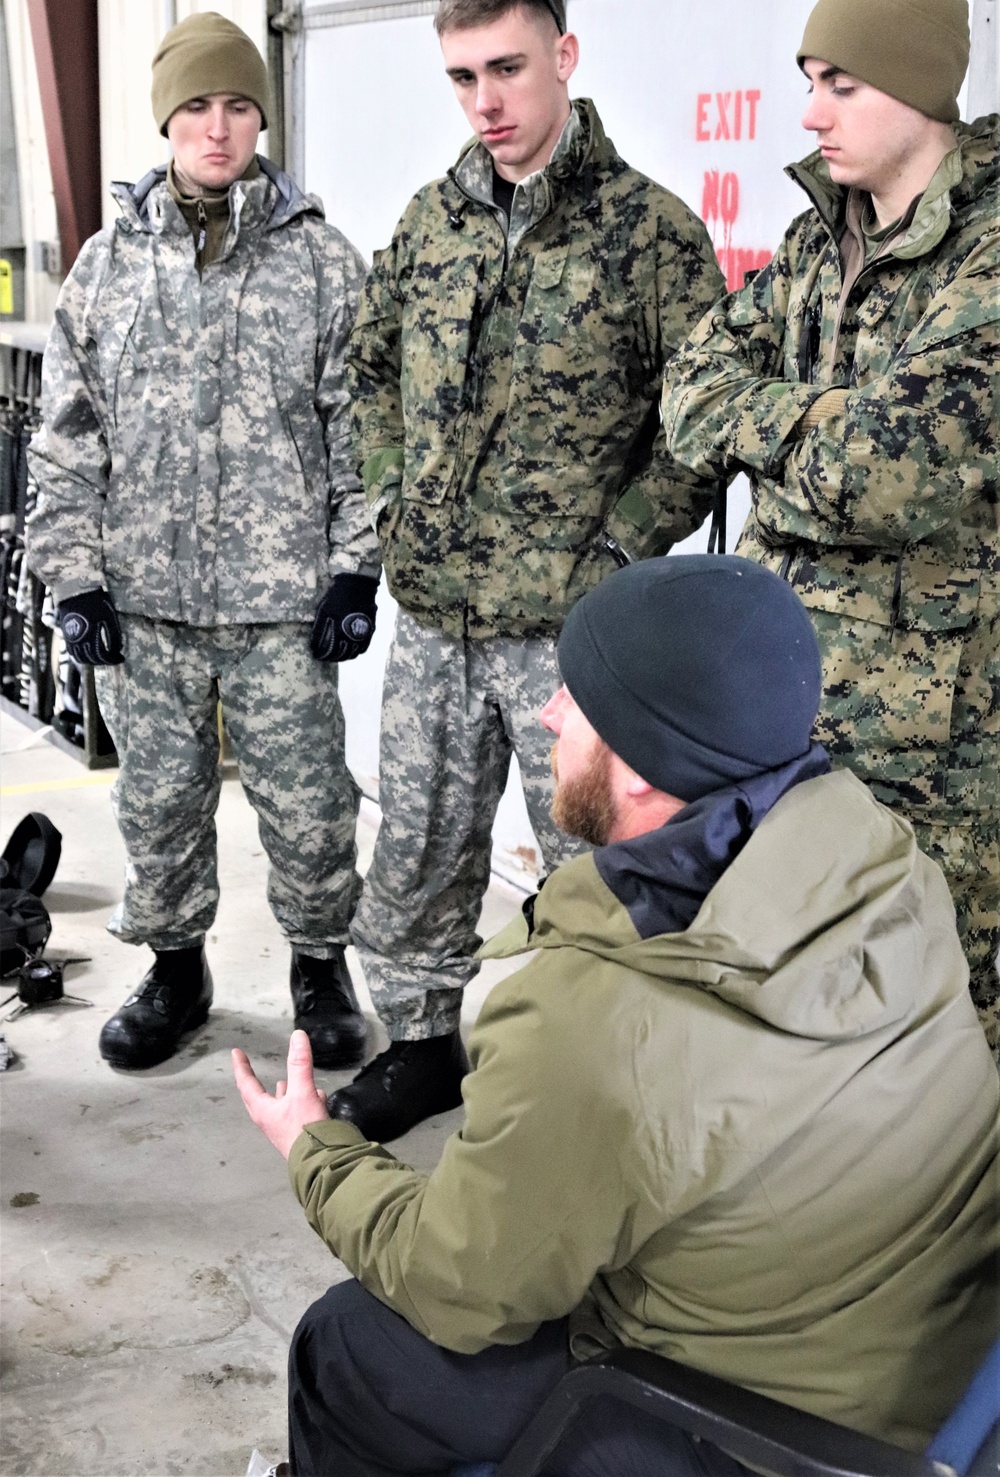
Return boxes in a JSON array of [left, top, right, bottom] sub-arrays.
[[492, 1338, 1000, 1477]]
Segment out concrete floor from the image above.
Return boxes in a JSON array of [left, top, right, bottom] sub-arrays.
[[0, 711, 527, 1476]]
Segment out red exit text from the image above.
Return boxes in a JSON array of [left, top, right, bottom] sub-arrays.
[[696, 89, 761, 142]]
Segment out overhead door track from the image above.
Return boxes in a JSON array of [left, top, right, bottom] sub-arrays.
[[272, 1, 437, 30]]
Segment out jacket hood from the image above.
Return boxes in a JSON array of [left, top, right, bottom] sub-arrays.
[[786, 112, 1000, 258], [592, 743, 831, 939], [110, 154, 323, 234], [483, 769, 939, 1042]]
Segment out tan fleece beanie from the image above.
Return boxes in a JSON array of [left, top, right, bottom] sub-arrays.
[[152, 12, 272, 136], [798, 0, 970, 123]]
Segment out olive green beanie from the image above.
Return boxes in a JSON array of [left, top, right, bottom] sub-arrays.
[[152, 12, 272, 136], [797, 0, 970, 123]]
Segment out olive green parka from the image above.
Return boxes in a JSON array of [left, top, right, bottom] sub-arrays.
[[289, 770, 999, 1453]]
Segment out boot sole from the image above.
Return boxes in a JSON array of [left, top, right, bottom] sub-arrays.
[[99, 1003, 211, 1071]]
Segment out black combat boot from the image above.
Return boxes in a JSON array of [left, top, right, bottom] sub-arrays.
[[99, 946, 213, 1069], [326, 1031, 469, 1142], [290, 948, 367, 1070]]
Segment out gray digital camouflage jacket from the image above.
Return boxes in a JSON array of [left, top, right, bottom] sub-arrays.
[[662, 116, 1000, 816], [347, 99, 725, 640], [26, 157, 380, 626]]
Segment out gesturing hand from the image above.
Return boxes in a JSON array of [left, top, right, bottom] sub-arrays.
[[232, 1030, 330, 1160]]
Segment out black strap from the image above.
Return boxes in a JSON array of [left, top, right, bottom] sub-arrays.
[[707, 480, 728, 555]]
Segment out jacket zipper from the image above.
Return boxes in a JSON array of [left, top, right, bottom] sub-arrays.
[[196, 201, 207, 268]]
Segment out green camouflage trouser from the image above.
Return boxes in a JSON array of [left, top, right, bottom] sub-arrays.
[[909, 811, 1000, 1063], [95, 616, 362, 955], [351, 609, 586, 1039]]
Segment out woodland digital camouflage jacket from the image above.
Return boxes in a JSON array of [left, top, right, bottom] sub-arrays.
[[26, 159, 379, 626], [663, 116, 1000, 814], [347, 99, 725, 639]]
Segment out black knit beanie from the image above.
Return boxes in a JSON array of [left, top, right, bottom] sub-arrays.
[[557, 556, 822, 803]]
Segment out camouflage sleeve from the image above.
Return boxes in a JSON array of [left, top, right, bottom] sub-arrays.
[[345, 213, 408, 534], [25, 234, 113, 603], [660, 221, 832, 481], [312, 225, 382, 580], [607, 207, 727, 557], [765, 237, 1000, 550]]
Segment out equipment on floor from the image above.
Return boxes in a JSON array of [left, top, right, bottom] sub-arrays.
[[0, 883, 51, 977], [1, 810, 61, 975], [0, 812, 92, 1020], [1, 955, 93, 1021], [2, 811, 62, 895]]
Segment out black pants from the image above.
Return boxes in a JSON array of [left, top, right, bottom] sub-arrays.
[[288, 1279, 752, 1477]]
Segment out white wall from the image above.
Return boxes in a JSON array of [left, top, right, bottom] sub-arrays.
[[3, 0, 60, 323]]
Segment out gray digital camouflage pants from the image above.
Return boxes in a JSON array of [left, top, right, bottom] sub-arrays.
[[95, 616, 362, 956], [351, 609, 586, 1039]]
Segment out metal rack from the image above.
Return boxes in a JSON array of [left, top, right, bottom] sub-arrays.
[[0, 324, 116, 769]]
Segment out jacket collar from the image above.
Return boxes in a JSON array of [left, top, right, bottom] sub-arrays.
[[593, 744, 831, 942], [482, 765, 928, 1041], [449, 97, 610, 245], [110, 154, 323, 239], [785, 113, 1000, 262]]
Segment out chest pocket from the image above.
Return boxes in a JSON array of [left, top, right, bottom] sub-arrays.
[[506, 242, 645, 506], [401, 257, 482, 423], [517, 244, 642, 370], [400, 256, 483, 504], [847, 269, 931, 384], [90, 297, 150, 450], [788, 544, 979, 756]]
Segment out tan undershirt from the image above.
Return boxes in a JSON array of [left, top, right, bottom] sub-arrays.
[[167, 155, 260, 272]]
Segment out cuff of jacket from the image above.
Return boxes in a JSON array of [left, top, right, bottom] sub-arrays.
[[729, 382, 831, 472], [288, 1117, 369, 1200], [794, 387, 850, 434], [327, 552, 383, 581], [50, 577, 107, 605], [361, 447, 405, 504], [605, 485, 654, 557]]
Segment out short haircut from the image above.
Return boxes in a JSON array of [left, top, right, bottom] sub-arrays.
[[434, 0, 566, 37]]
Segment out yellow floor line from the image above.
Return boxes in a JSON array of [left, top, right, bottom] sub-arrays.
[[1, 773, 117, 797]]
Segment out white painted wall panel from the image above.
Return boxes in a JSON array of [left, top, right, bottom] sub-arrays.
[[3, 0, 60, 322]]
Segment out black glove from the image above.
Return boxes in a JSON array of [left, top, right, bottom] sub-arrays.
[[310, 574, 378, 663], [57, 589, 125, 666]]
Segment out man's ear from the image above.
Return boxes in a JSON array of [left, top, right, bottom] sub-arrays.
[[609, 751, 655, 800], [555, 30, 579, 83]]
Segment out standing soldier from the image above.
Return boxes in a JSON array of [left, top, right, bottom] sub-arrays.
[[26, 14, 381, 1071], [336, 0, 725, 1141], [662, 0, 1000, 1057]]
